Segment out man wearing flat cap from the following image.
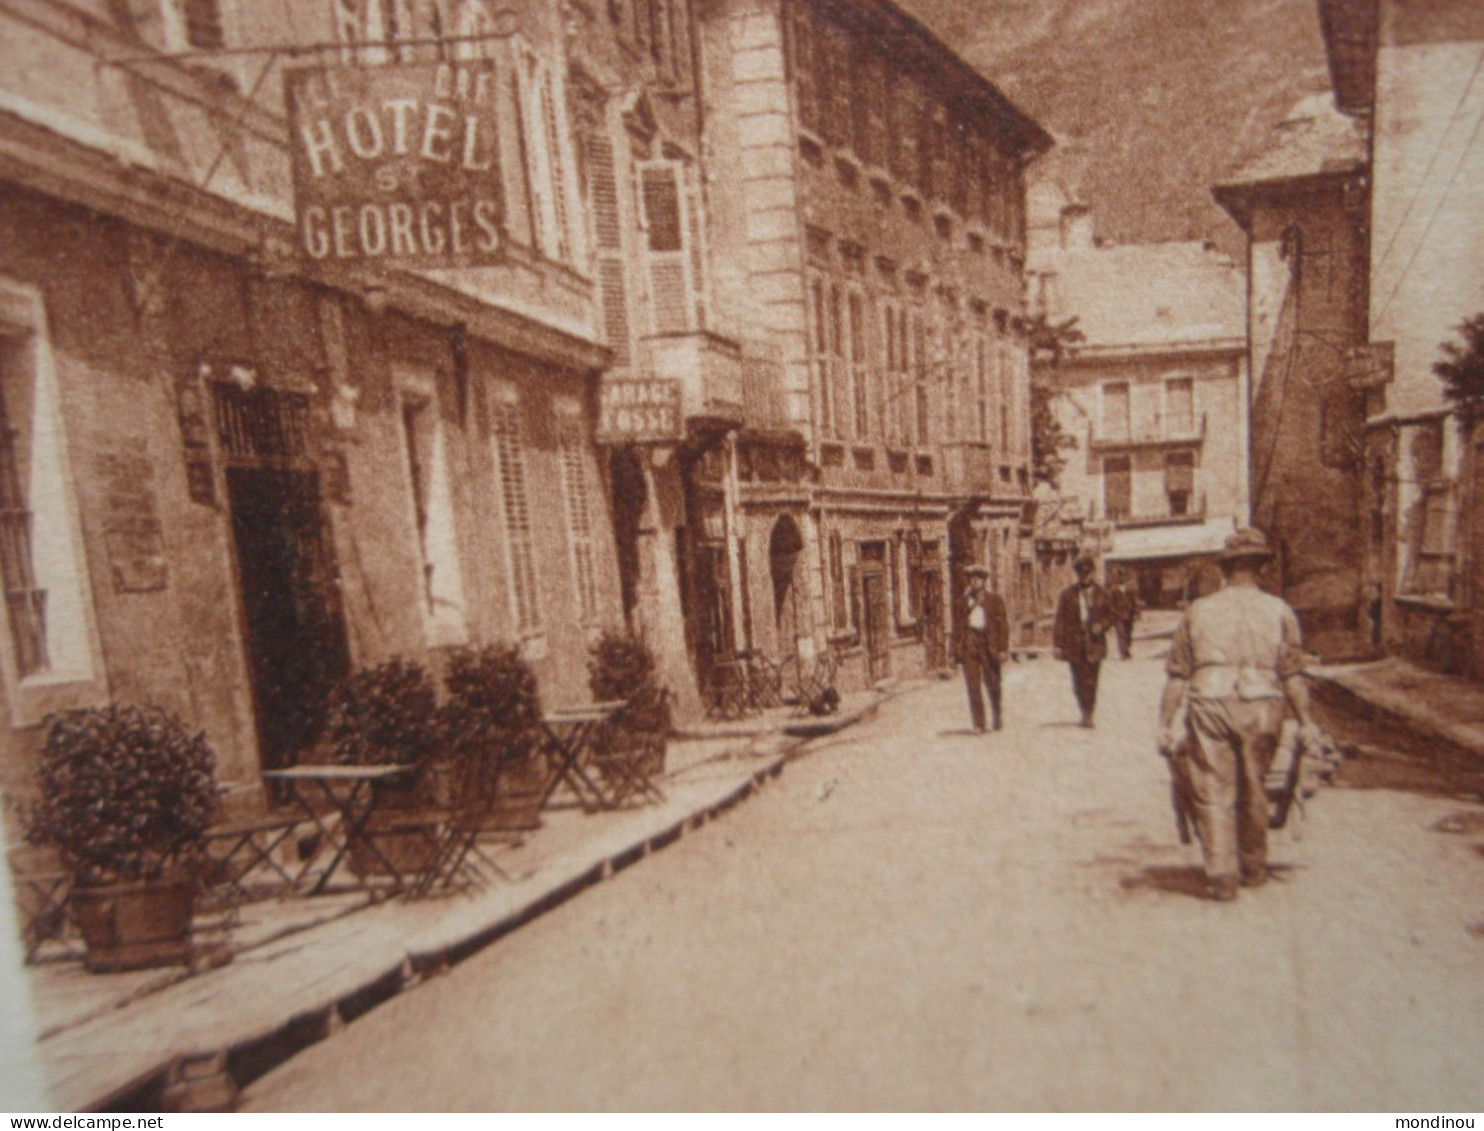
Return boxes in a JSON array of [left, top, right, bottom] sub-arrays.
[[961, 564, 1010, 732], [1053, 551, 1113, 727], [1157, 527, 1320, 901]]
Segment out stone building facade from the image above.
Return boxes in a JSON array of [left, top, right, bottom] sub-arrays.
[[697, 0, 1051, 685], [1311, 0, 1484, 673], [1029, 203, 1249, 610], [1212, 93, 1370, 656], [0, 0, 622, 808]]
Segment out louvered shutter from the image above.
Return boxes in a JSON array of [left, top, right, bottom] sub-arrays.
[[684, 163, 708, 332], [640, 161, 691, 336], [584, 126, 632, 365]]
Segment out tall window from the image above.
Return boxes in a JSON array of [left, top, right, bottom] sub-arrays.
[[399, 380, 467, 642], [516, 44, 580, 266], [1104, 456, 1132, 521], [490, 391, 541, 635], [913, 311, 930, 445], [1103, 381, 1131, 440], [1165, 452, 1194, 517], [640, 161, 705, 335], [556, 408, 601, 620], [788, 0, 819, 134], [0, 282, 94, 697], [849, 291, 869, 439], [1166, 377, 1194, 435], [576, 96, 631, 365], [975, 333, 989, 442]]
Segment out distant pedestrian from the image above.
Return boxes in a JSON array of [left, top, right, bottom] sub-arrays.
[[1053, 552, 1113, 727], [960, 565, 1010, 732], [1108, 567, 1140, 660], [1157, 527, 1320, 902]]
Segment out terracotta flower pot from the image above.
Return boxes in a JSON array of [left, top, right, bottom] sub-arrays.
[[70, 876, 195, 973]]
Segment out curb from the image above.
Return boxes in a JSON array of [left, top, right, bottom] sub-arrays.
[[78, 709, 885, 1112], [1306, 669, 1484, 768]]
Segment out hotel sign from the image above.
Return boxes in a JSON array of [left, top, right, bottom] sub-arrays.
[[597, 380, 683, 444], [285, 63, 504, 267]]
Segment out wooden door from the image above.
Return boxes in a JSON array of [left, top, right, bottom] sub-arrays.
[[861, 568, 891, 684]]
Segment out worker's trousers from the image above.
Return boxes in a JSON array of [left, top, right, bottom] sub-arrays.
[[1185, 696, 1284, 881], [961, 632, 1002, 731]]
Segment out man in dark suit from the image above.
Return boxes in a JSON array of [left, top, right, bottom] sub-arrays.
[[1108, 566, 1140, 660], [1054, 552, 1113, 727], [961, 564, 1010, 732]]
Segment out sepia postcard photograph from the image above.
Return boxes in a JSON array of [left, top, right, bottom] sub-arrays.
[[0, 0, 1481, 1113]]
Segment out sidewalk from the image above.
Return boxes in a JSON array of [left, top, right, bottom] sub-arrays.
[[27, 688, 894, 1113], [1307, 654, 1484, 766]]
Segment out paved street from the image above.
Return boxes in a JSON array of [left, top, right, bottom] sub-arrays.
[[243, 655, 1484, 1111]]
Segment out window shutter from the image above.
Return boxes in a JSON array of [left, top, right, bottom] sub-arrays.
[[640, 161, 691, 336], [583, 127, 632, 366], [684, 163, 708, 332], [491, 396, 541, 634]]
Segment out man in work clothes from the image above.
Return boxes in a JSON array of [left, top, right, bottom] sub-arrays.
[[1053, 552, 1112, 727], [1157, 527, 1319, 902], [1108, 567, 1140, 660], [960, 564, 1010, 732]]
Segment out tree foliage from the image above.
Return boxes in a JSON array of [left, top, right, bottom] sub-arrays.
[[1025, 313, 1085, 487], [1435, 313, 1484, 416]]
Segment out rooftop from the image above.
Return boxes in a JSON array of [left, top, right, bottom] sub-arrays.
[[1029, 238, 1245, 354]]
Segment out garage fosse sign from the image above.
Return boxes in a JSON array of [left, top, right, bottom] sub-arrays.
[[286, 62, 504, 266]]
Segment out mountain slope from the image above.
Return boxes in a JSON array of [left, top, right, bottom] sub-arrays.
[[898, 0, 1333, 256]]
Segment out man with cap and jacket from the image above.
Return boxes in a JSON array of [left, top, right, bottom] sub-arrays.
[[960, 564, 1010, 732], [1157, 527, 1320, 901], [1054, 551, 1113, 727]]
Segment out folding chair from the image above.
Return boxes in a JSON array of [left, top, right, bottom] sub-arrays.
[[405, 754, 517, 899], [590, 688, 669, 808], [202, 812, 306, 903], [8, 848, 73, 963]]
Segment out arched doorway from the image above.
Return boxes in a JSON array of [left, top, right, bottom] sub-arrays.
[[769, 515, 805, 656]]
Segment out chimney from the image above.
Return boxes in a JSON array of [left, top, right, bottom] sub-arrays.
[[1059, 203, 1094, 251]]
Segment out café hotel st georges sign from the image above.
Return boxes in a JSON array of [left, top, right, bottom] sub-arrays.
[[286, 61, 504, 266]]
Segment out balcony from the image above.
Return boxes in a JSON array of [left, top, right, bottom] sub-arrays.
[[1088, 413, 1207, 453], [1093, 492, 1208, 529], [643, 330, 745, 429]]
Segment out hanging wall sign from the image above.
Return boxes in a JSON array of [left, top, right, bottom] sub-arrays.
[[596, 379, 684, 444], [285, 62, 505, 267]]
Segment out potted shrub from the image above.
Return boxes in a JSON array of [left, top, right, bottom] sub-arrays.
[[319, 658, 440, 876], [28, 704, 219, 972], [587, 630, 672, 778], [436, 644, 545, 831]]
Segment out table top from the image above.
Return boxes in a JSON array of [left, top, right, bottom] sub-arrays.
[[542, 700, 627, 724], [262, 764, 418, 783]]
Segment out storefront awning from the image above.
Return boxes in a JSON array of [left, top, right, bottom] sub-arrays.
[[1104, 518, 1233, 562]]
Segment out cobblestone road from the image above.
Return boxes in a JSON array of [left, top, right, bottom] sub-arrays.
[[244, 654, 1484, 1111]]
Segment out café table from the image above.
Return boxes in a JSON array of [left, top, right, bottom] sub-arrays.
[[535, 701, 626, 813], [260, 763, 419, 896]]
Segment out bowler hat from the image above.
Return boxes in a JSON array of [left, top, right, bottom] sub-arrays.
[[1217, 527, 1274, 564], [965, 564, 990, 578]]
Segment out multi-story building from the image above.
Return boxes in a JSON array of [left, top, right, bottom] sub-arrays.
[[1305, 0, 1484, 674], [1213, 92, 1370, 657], [0, 0, 625, 807], [697, 0, 1051, 684], [1029, 201, 1249, 608]]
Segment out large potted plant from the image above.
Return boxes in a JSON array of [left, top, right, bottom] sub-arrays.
[[587, 630, 672, 778], [29, 704, 219, 972], [319, 658, 440, 876], [436, 644, 545, 831]]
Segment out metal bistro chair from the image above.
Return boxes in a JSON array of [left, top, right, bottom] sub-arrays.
[[405, 749, 521, 900]]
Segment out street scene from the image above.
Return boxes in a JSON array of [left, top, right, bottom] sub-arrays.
[[0, 0, 1483, 1114], [237, 653, 1484, 1112]]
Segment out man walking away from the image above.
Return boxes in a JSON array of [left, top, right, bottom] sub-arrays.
[[1054, 552, 1112, 727], [1109, 567, 1140, 660], [961, 564, 1010, 732], [1157, 527, 1320, 902]]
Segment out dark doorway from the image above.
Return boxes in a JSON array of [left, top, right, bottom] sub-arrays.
[[861, 567, 891, 684], [921, 569, 946, 670], [769, 515, 805, 656], [226, 466, 349, 775]]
